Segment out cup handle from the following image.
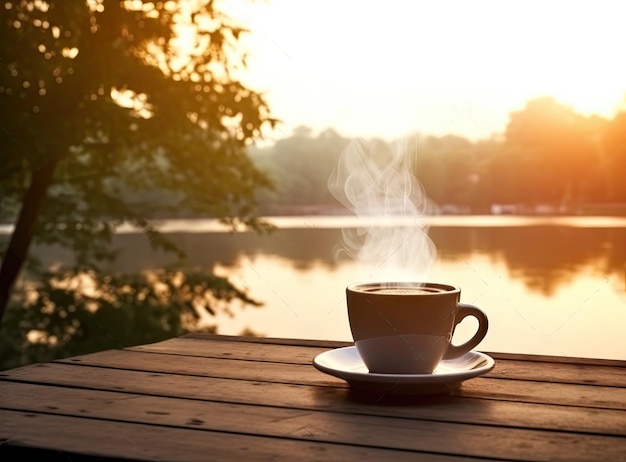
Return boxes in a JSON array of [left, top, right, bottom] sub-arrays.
[[443, 303, 489, 360]]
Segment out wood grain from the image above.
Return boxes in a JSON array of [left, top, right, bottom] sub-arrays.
[[2, 361, 625, 435], [2, 382, 625, 461], [0, 410, 451, 462], [1, 335, 624, 462], [128, 337, 626, 386]]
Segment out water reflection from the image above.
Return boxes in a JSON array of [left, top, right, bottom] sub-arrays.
[[103, 219, 626, 359], [104, 224, 625, 299], [0, 266, 262, 370], [432, 226, 624, 296], [10, 217, 626, 362]]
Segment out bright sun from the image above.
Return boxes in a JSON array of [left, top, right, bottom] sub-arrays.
[[217, 0, 626, 140]]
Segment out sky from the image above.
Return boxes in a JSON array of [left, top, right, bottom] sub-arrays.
[[220, 0, 626, 143]]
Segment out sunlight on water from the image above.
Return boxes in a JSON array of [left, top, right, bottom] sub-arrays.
[[264, 215, 626, 229], [167, 215, 626, 361], [4, 215, 623, 236], [206, 248, 626, 360], [19, 215, 626, 361], [123, 214, 626, 232]]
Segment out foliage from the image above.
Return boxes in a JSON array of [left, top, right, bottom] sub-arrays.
[[253, 97, 626, 214], [0, 0, 276, 232], [504, 97, 603, 205], [252, 127, 349, 212], [602, 111, 626, 202], [0, 266, 261, 370], [0, 0, 276, 366]]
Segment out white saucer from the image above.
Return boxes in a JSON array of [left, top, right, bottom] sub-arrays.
[[313, 346, 495, 395]]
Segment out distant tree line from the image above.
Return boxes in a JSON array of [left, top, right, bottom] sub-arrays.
[[252, 97, 626, 215]]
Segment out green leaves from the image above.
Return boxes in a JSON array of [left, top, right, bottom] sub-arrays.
[[0, 1, 276, 363], [1, 0, 275, 254], [0, 267, 262, 370]]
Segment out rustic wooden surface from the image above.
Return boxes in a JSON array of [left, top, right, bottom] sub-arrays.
[[1, 333, 625, 461]]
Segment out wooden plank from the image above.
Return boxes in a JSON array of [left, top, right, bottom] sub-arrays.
[[182, 332, 353, 349], [52, 350, 626, 436], [10, 359, 626, 414], [457, 378, 626, 409], [59, 349, 332, 385], [3, 335, 626, 462], [2, 382, 625, 461], [127, 337, 626, 386], [58, 348, 626, 411], [487, 359, 626, 387], [484, 350, 626, 368], [2, 362, 625, 435], [181, 334, 626, 367], [72, 340, 626, 387], [16, 359, 625, 415], [128, 336, 323, 364], [0, 410, 452, 462]]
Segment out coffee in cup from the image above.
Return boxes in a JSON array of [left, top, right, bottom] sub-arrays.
[[346, 282, 488, 374]]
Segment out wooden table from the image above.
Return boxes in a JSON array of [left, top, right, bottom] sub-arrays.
[[1, 334, 625, 461]]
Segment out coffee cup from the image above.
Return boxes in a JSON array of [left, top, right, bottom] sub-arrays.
[[346, 282, 488, 374]]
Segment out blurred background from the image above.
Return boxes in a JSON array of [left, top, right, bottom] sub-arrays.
[[1, 0, 625, 370]]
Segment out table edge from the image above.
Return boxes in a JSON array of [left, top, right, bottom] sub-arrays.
[[180, 333, 626, 367]]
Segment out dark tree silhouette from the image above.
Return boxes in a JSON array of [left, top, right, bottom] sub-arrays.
[[0, 1, 277, 324]]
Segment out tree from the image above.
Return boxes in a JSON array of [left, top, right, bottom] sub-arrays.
[[504, 97, 604, 207], [252, 127, 349, 212], [602, 110, 626, 202], [412, 134, 478, 208], [0, 2, 276, 330], [0, 268, 261, 370]]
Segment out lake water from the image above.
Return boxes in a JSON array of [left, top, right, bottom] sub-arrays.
[[106, 215, 626, 361]]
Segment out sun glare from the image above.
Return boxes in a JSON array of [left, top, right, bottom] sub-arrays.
[[216, 0, 626, 140], [111, 88, 153, 119]]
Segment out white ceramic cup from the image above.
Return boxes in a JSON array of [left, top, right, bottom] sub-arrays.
[[346, 282, 489, 374]]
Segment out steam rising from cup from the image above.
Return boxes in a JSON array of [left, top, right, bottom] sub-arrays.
[[328, 137, 437, 282]]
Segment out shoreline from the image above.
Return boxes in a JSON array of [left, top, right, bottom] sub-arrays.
[[1, 211, 626, 235]]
